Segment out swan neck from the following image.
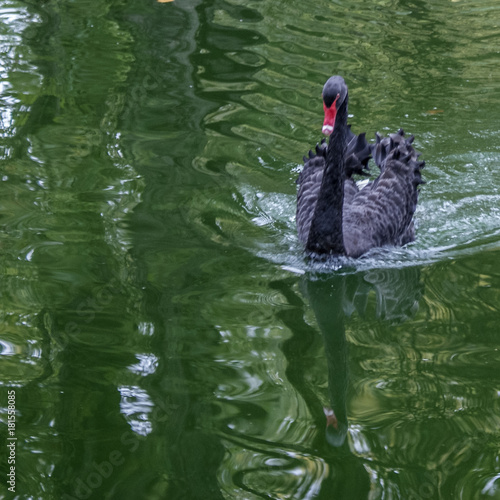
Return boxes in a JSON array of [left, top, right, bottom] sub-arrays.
[[306, 99, 348, 255]]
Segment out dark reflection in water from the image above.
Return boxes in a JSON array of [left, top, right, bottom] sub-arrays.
[[308, 267, 423, 443], [266, 267, 422, 497]]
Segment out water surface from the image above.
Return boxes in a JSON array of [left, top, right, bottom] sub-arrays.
[[1, 0, 500, 498]]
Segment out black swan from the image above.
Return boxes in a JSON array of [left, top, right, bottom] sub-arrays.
[[296, 76, 425, 258]]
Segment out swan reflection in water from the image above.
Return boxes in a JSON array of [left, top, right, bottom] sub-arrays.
[[276, 265, 423, 448]]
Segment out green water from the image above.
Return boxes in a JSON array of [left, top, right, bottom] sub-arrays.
[[1, 0, 500, 498]]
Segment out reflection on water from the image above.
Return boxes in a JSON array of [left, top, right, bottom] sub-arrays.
[[216, 267, 424, 497], [1, 0, 500, 498], [215, 261, 500, 498]]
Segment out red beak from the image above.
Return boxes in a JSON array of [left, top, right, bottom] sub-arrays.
[[322, 94, 339, 136]]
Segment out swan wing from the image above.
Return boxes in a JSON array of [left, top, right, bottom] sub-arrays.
[[343, 143, 425, 257]]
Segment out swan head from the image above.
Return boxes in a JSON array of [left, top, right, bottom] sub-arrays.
[[322, 76, 348, 136]]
